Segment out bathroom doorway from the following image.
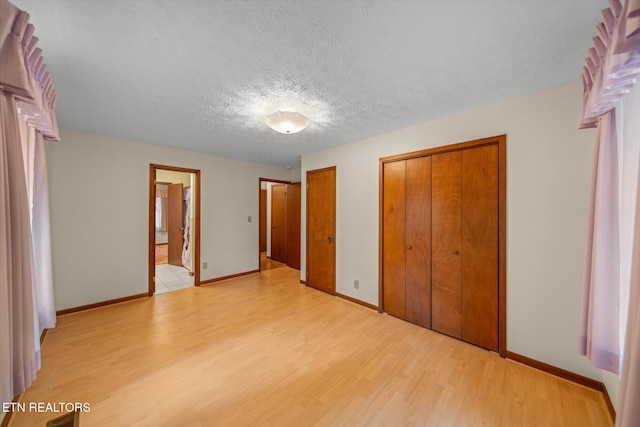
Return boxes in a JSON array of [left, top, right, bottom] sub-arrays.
[[149, 164, 201, 295]]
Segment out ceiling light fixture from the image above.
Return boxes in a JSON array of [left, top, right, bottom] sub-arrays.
[[266, 110, 309, 134]]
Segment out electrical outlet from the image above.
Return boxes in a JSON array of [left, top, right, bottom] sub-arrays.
[[203, 261, 208, 269], [354, 280, 359, 289]]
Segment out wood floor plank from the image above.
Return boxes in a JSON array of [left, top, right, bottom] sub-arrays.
[[155, 243, 168, 265], [13, 266, 612, 426]]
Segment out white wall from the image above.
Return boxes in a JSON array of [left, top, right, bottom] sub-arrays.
[[156, 169, 191, 187], [301, 81, 608, 384], [46, 128, 295, 310]]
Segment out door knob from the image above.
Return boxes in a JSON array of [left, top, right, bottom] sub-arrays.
[[178, 226, 184, 232], [453, 249, 460, 255], [327, 236, 333, 242], [407, 245, 412, 250]]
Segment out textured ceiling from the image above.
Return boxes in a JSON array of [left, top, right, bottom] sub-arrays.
[[14, 0, 603, 168]]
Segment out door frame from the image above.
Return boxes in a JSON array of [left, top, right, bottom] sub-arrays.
[[149, 164, 201, 295], [258, 177, 290, 272], [378, 135, 506, 357]]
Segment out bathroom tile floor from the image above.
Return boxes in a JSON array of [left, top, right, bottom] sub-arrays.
[[155, 263, 193, 294]]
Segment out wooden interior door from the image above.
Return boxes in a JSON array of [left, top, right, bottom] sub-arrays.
[[382, 161, 406, 319], [431, 151, 463, 338], [306, 167, 336, 294], [462, 145, 499, 351], [404, 156, 432, 328], [259, 188, 267, 252], [167, 183, 184, 266], [271, 184, 287, 263], [286, 183, 301, 269]]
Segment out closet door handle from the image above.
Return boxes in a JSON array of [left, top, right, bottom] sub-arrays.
[[327, 235, 333, 242], [407, 245, 412, 250], [453, 249, 460, 255], [178, 226, 185, 232]]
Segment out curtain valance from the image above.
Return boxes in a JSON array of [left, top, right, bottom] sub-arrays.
[[0, 0, 59, 141], [580, 0, 640, 128]]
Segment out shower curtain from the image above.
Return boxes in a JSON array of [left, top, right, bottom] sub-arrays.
[[182, 187, 191, 271]]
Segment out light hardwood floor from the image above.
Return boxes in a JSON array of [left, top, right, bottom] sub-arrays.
[[13, 267, 612, 426], [260, 251, 287, 271]]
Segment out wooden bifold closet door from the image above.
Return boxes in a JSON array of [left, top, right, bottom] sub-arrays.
[[381, 136, 504, 353], [431, 145, 499, 351], [431, 151, 463, 338], [382, 157, 431, 328]]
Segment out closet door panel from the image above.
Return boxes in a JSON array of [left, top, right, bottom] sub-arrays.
[[405, 156, 432, 328], [462, 145, 499, 351], [431, 151, 463, 338], [383, 161, 406, 319]]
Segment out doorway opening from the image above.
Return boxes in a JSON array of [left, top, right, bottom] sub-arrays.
[[258, 177, 301, 272], [149, 164, 201, 295]]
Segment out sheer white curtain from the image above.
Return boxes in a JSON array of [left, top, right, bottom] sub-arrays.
[[580, 108, 621, 374], [0, 0, 59, 406], [617, 85, 640, 364], [578, 1, 640, 425], [616, 79, 640, 427], [19, 121, 56, 330]]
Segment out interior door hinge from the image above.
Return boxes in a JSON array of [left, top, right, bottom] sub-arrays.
[[153, 276, 156, 283]]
